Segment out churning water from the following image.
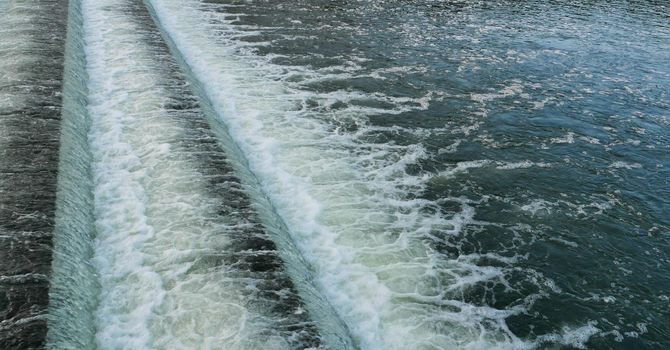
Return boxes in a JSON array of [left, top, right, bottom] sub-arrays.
[[0, 0, 668, 349]]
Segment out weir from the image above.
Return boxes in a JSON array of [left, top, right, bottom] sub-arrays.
[[140, 1, 528, 349], [46, 0, 98, 347], [48, 0, 349, 348], [0, 0, 68, 347], [2, 0, 666, 349], [142, 1, 356, 349]]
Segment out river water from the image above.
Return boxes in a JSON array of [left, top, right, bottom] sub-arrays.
[[0, 0, 668, 349]]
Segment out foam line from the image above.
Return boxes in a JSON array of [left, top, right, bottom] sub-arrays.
[[144, 0, 530, 348], [55, 0, 328, 347]]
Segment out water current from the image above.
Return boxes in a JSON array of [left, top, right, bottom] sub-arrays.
[[0, 0, 668, 349]]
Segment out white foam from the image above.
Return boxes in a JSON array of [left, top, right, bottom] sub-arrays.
[[147, 0, 537, 348], [534, 322, 600, 349], [496, 160, 551, 170], [609, 161, 642, 169], [438, 160, 551, 179], [437, 139, 462, 154], [532, 98, 552, 109], [521, 199, 556, 216], [82, 1, 300, 348], [550, 132, 576, 144], [470, 82, 524, 103], [439, 160, 493, 177]]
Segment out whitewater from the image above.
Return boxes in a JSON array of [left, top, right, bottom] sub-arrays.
[[0, 0, 667, 349]]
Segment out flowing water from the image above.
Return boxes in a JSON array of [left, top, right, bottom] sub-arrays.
[[0, 0, 668, 349], [0, 0, 67, 347]]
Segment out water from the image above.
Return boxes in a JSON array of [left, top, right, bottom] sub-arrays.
[[49, 0, 344, 348], [144, 0, 670, 348], [0, 0, 668, 349], [0, 0, 67, 347]]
